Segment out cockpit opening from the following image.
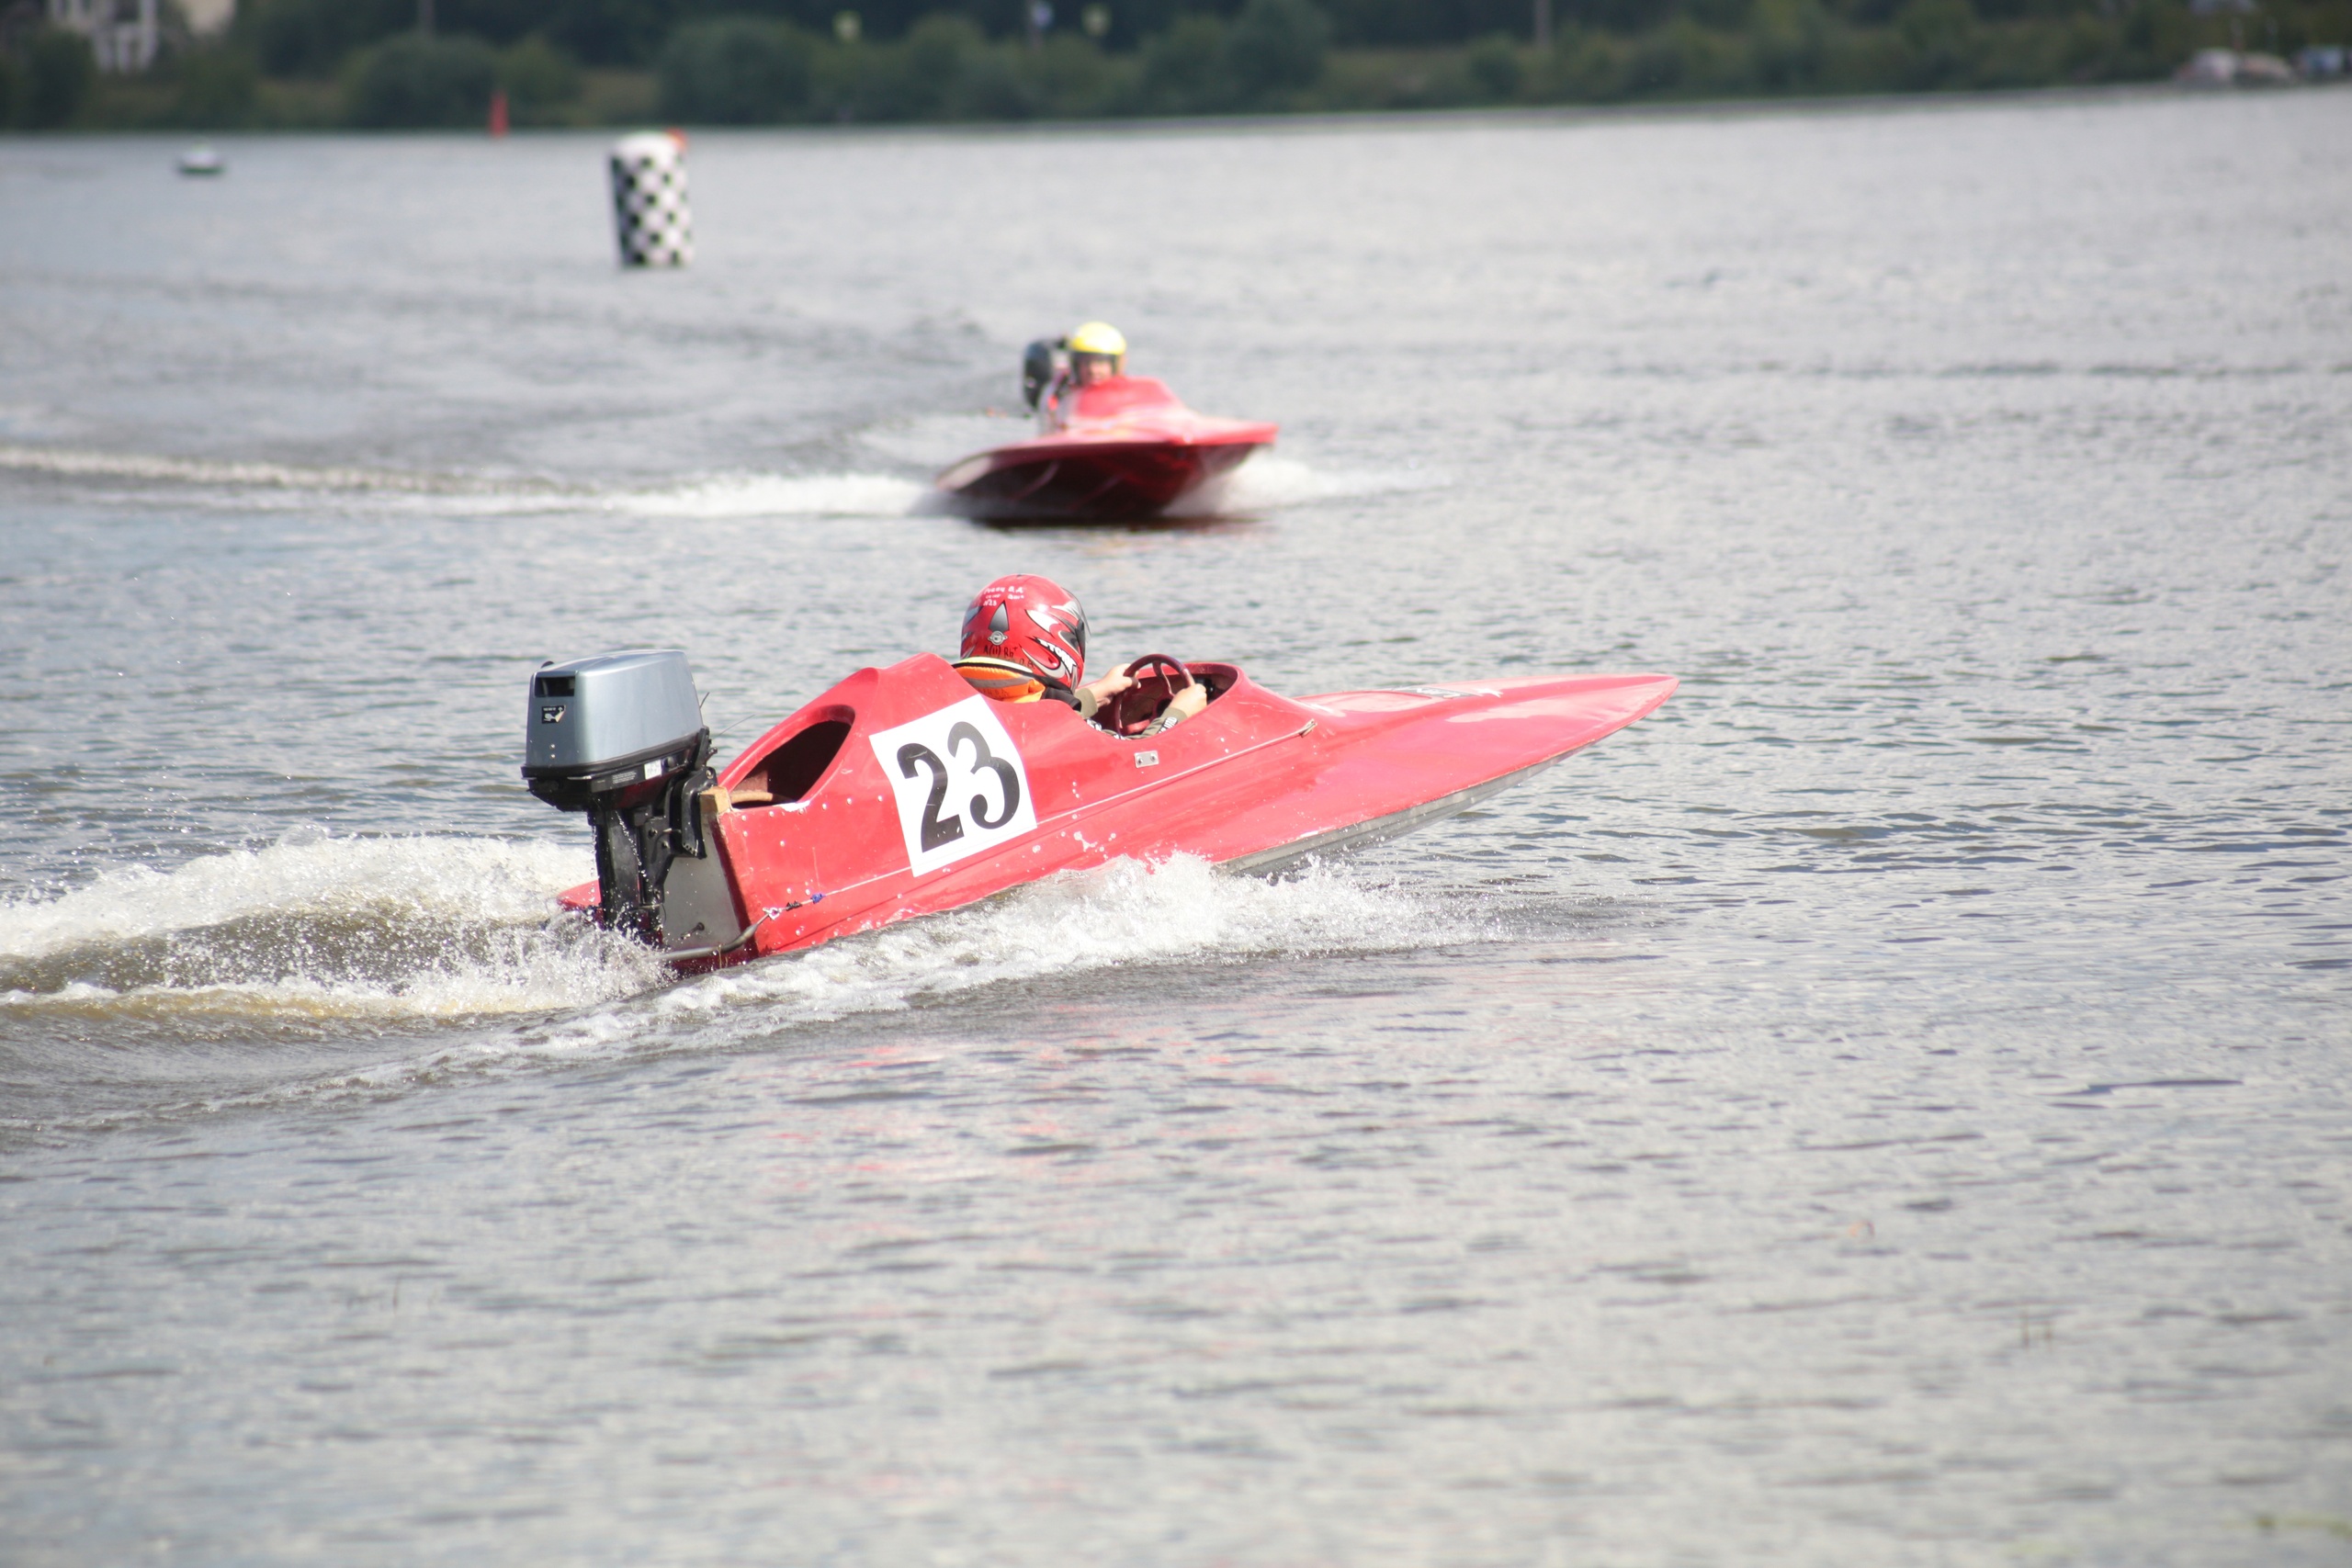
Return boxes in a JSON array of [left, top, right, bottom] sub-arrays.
[[728, 713, 852, 807]]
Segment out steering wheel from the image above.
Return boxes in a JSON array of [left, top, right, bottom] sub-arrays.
[[1103, 653, 1193, 738]]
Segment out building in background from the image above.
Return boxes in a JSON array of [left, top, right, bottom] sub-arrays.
[[45, 0, 232, 73]]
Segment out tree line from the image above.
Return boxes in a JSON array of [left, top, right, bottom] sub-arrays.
[[1, 0, 2342, 129]]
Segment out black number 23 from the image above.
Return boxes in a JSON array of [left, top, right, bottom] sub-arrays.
[[898, 720, 1023, 853]]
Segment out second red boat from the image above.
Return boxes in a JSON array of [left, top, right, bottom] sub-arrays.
[[938, 324, 1277, 521]]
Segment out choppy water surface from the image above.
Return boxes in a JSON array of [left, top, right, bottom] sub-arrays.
[[3, 92, 2348, 1564]]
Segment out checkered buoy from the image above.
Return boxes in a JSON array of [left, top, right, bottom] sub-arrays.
[[609, 131, 693, 269]]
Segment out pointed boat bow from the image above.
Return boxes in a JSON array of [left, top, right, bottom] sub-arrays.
[[1129, 672, 1679, 873]]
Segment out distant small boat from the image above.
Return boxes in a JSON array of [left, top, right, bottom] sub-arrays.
[[176, 147, 224, 176]]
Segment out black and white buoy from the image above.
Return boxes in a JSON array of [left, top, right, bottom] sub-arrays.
[[608, 131, 693, 269]]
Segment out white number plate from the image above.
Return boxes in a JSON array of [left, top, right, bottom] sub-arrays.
[[868, 696, 1039, 876]]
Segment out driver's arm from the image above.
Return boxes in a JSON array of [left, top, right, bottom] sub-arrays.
[[1079, 661, 1209, 734], [1079, 661, 1139, 715], [1139, 683, 1208, 735]]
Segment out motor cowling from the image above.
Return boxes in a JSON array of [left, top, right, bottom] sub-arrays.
[[1021, 338, 1058, 412], [521, 649, 713, 944]]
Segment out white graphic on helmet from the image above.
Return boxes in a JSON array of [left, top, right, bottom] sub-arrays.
[[1022, 600, 1085, 684]]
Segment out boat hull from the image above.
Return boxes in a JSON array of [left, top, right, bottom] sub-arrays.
[[938, 436, 1265, 520], [559, 658, 1676, 970], [937, 374, 1277, 521]]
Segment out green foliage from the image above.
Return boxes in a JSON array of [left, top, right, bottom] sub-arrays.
[[531, 0, 679, 66], [1747, 0, 1829, 88], [947, 46, 1035, 115], [820, 14, 972, 118], [1125, 0, 1331, 111], [345, 32, 501, 127], [799, 18, 1124, 120], [1022, 32, 1126, 115], [899, 13, 986, 114], [1522, 0, 2218, 102], [658, 16, 815, 120], [2118, 0, 2194, 74], [1684, 0, 1752, 31], [240, 0, 677, 73], [242, 0, 415, 77], [1895, 0, 1979, 83], [499, 35, 584, 118], [20, 28, 97, 129], [168, 47, 264, 127], [1542, 28, 1632, 95], [1227, 0, 1332, 98], [1566, 0, 1678, 39], [1136, 13, 1233, 108], [1319, 0, 1536, 45], [1464, 28, 1522, 94], [1622, 15, 1746, 89], [36, 0, 2330, 131]]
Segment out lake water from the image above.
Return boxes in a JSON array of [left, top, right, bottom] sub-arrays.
[[2, 88, 2347, 1564]]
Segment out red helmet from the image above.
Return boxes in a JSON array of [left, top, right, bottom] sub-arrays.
[[959, 574, 1087, 689]]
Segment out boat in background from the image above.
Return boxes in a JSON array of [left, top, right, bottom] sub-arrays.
[[937, 378, 1277, 521], [937, 330, 1276, 521]]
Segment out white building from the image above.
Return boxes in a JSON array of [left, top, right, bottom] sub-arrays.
[[47, 0, 235, 73]]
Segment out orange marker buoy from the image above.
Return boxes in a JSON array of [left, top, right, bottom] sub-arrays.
[[489, 89, 509, 138]]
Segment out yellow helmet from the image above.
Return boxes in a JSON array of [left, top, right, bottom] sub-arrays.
[[1067, 321, 1126, 357]]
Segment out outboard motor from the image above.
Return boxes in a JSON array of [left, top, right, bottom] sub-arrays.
[[521, 649, 713, 945]]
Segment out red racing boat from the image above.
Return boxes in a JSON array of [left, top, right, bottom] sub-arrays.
[[937, 333, 1277, 522], [937, 377, 1277, 521], [524, 649, 1676, 971]]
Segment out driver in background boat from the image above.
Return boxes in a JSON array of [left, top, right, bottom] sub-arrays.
[[952, 573, 1207, 737], [1027, 321, 1131, 431]]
